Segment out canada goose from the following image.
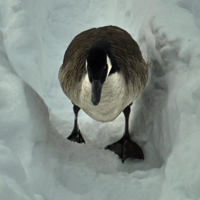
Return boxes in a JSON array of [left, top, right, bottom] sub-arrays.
[[59, 25, 152, 163]]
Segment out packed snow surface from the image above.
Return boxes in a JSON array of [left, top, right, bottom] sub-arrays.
[[0, 0, 200, 199]]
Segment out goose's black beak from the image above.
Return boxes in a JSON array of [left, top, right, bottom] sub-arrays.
[[91, 79, 102, 106]]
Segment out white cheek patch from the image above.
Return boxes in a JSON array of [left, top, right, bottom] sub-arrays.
[[86, 60, 88, 70], [106, 55, 112, 76]]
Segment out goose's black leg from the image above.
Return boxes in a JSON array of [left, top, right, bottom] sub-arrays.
[[67, 104, 85, 143], [105, 104, 144, 163]]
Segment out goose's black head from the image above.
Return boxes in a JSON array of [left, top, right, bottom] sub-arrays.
[[86, 39, 119, 106]]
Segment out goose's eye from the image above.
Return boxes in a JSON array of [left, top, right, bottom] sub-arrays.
[[104, 65, 107, 70]]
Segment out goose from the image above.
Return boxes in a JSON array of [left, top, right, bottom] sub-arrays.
[[59, 25, 152, 163]]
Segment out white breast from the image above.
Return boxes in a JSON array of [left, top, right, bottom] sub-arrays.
[[78, 72, 135, 122]]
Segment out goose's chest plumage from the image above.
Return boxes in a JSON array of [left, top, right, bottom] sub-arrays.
[[78, 72, 134, 122]]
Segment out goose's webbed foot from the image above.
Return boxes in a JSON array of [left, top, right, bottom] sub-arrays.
[[68, 104, 85, 144], [67, 129, 85, 144], [105, 134, 144, 163]]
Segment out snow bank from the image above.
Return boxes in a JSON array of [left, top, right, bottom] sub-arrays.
[[138, 0, 200, 199], [0, 0, 200, 199], [0, 25, 47, 199]]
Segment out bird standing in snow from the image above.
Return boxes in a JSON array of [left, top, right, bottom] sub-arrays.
[[59, 25, 152, 163]]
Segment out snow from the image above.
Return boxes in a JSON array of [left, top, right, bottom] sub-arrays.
[[0, 0, 200, 199]]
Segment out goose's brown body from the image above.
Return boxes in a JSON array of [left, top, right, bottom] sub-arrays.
[[59, 26, 151, 122]]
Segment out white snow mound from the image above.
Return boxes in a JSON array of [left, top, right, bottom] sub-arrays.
[[0, 0, 200, 199]]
